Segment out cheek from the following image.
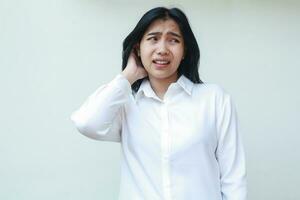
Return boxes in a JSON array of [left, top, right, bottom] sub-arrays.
[[140, 50, 153, 65], [172, 49, 184, 61], [140, 54, 150, 67], [175, 46, 185, 56]]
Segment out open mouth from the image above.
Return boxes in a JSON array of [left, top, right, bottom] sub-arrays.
[[152, 59, 171, 67]]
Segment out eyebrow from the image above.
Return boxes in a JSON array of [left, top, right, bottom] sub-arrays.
[[146, 31, 182, 38]]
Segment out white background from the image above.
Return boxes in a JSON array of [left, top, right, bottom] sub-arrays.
[[1, 0, 299, 199]]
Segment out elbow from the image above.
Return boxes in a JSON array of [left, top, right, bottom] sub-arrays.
[[70, 112, 111, 139], [70, 113, 89, 135]]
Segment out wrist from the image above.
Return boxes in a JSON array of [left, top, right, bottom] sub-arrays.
[[121, 71, 136, 85]]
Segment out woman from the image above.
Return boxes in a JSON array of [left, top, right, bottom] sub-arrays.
[[70, 7, 247, 200]]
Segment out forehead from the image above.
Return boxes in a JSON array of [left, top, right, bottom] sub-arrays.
[[144, 18, 181, 35]]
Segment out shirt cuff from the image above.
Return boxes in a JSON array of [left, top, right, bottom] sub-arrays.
[[109, 73, 132, 95]]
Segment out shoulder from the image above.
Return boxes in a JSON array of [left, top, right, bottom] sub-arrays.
[[193, 82, 230, 98], [192, 82, 236, 110]]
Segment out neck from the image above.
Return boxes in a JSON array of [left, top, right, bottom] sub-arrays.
[[148, 73, 179, 100]]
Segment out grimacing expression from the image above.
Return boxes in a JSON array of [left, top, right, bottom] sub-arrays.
[[138, 18, 185, 81]]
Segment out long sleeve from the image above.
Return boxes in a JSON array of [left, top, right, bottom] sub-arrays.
[[215, 93, 247, 200], [70, 73, 132, 142]]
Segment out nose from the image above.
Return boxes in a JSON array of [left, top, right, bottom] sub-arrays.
[[156, 41, 169, 56]]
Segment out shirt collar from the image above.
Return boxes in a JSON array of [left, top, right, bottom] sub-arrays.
[[135, 74, 194, 102], [177, 74, 193, 96]]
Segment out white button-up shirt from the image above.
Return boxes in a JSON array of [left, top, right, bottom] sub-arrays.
[[70, 74, 247, 200]]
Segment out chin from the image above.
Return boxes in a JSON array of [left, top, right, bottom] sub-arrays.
[[149, 71, 177, 80]]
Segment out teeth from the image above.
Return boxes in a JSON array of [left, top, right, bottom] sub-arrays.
[[155, 60, 169, 64]]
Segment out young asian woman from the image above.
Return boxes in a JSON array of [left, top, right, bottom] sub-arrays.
[[70, 7, 247, 200]]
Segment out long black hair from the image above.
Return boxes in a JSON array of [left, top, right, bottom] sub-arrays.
[[122, 7, 204, 93]]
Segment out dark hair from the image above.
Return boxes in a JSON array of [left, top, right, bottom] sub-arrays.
[[122, 7, 204, 93]]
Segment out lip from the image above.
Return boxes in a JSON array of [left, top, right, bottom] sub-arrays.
[[153, 61, 169, 69], [152, 59, 170, 69]]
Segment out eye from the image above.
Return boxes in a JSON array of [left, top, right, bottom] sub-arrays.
[[147, 37, 158, 41], [170, 38, 180, 43]]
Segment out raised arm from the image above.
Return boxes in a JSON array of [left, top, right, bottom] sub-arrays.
[[70, 49, 147, 142], [70, 74, 132, 142]]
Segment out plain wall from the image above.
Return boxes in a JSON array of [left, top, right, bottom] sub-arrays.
[[1, 0, 299, 199]]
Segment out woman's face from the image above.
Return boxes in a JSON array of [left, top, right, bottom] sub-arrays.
[[138, 18, 185, 82]]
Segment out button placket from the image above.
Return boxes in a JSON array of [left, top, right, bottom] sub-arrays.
[[160, 101, 172, 200]]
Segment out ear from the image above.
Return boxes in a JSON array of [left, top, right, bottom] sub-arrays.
[[134, 43, 140, 49], [135, 44, 140, 56]]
